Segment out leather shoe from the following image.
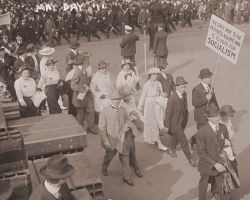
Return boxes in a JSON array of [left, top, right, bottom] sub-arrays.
[[135, 169, 143, 178], [123, 179, 134, 186], [166, 149, 177, 158], [102, 168, 108, 176]]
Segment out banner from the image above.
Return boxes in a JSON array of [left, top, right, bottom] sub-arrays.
[[0, 13, 10, 26], [205, 14, 245, 64]]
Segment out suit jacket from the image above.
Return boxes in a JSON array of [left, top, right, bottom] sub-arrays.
[[70, 68, 92, 108], [25, 54, 40, 72], [164, 91, 189, 134], [13, 58, 27, 78], [192, 83, 219, 126], [157, 73, 175, 98], [196, 123, 229, 176], [120, 32, 139, 57], [153, 30, 168, 56], [29, 183, 76, 200]]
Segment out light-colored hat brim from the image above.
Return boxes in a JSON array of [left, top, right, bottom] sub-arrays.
[[39, 48, 55, 56]]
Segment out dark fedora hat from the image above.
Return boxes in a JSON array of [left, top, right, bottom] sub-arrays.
[[220, 105, 236, 117], [98, 60, 109, 69], [205, 103, 220, 118], [70, 40, 80, 49], [0, 180, 13, 200], [175, 76, 188, 86], [199, 68, 213, 79], [40, 154, 74, 180], [17, 47, 27, 55]]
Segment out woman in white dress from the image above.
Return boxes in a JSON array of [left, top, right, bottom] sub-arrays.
[[138, 67, 168, 151]]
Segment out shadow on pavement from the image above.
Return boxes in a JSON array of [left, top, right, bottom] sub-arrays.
[[237, 145, 250, 197]]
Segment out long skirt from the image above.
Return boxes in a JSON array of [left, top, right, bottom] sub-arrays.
[[20, 96, 39, 118], [143, 96, 166, 143], [45, 84, 62, 114]]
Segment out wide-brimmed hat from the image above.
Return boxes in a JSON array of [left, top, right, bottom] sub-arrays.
[[199, 68, 213, 79], [147, 67, 161, 75], [39, 47, 55, 56], [205, 103, 220, 118], [220, 105, 236, 117], [70, 40, 80, 49], [175, 76, 188, 86], [110, 89, 122, 100], [118, 85, 135, 100], [40, 154, 74, 180], [125, 25, 132, 32], [46, 59, 58, 66], [0, 180, 13, 200], [26, 43, 35, 52], [17, 47, 27, 55], [98, 60, 109, 69]]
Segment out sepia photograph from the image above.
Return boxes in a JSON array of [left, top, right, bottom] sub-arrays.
[[0, 0, 249, 199]]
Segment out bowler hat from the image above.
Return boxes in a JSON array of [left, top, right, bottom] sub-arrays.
[[70, 40, 80, 49], [147, 67, 161, 75], [17, 47, 27, 55], [118, 85, 135, 100], [40, 154, 74, 180], [98, 60, 109, 69], [220, 105, 236, 117], [46, 59, 58, 66], [199, 68, 213, 79], [175, 76, 188, 86], [0, 180, 13, 200], [205, 103, 220, 118]]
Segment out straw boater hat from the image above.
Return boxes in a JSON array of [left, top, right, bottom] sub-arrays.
[[199, 68, 213, 79], [147, 67, 161, 75], [205, 103, 220, 118], [40, 154, 74, 180], [98, 60, 109, 69], [124, 25, 132, 32], [39, 47, 55, 56], [220, 105, 236, 117], [175, 76, 188, 86]]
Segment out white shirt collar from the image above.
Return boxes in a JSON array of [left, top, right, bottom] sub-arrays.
[[201, 82, 209, 92], [208, 121, 218, 133], [176, 90, 183, 99], [44, 180, 60, 199], [71, 49, 77, 54]]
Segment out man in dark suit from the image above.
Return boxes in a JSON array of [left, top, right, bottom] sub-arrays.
[[153, 24, 168, 67], [29, 154, 76, 200], [157, 64, 175, 98], [196, 104, 228, 200], [191, 68, 219, 146], [164, 76, 196, 167], [120, 25, 139, 67], [70, 59, 95, 133], [13, 47, 28, 79]]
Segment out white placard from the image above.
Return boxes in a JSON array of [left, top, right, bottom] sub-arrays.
[[205, 15, 245, 64]]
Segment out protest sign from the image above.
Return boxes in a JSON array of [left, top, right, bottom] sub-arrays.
[[205, 14, 245, 64]]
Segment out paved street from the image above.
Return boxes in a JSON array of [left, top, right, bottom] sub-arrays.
[[53, 24, 250, 200]]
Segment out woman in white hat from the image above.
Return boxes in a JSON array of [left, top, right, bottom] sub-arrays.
[[138, 67, 168, 151], [39, 46, 55, 75], [38, 58, 62, 114]]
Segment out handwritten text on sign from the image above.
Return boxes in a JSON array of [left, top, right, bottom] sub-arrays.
[[205, 15, 245, 64]]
